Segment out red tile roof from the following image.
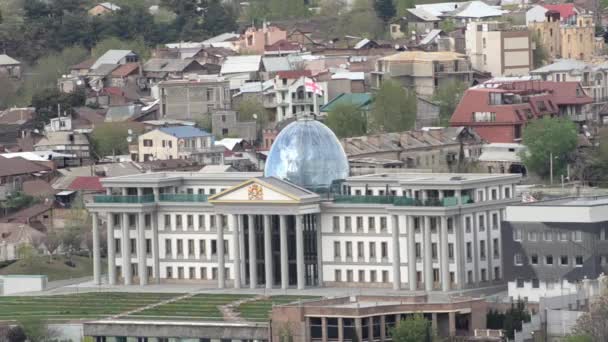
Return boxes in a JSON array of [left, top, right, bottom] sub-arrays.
[[265, 40, 302, 52], [0, 156, 52, 177], [111, 63, 139, 77], [68, 176, 104, 192], [70, 58, 95, 70], [276, 70, 312, 79], [543, 4, 577, 20]]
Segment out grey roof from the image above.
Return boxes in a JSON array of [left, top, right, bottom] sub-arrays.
[[99, 2, 120, 10], [407, 8, 440, 21], [57, 162, 141, 178], [0, 54, 20, 66], [257, 176, 319, 200], [530, 59, 598, 74], [88, 64, 119, 76], [221, 55, 262, 74], [34, 132, 89, 147], [105, 104, 142, 122], [158, 126, 211, 138], [202, 33, 240, 44], [91, 50, 136, 69], [446, 1, 503, 18], [143, 58, 200, 72], [262, 57, 292, 72]]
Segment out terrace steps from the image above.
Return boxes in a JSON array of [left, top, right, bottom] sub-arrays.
[[110, 292, 194, 319]]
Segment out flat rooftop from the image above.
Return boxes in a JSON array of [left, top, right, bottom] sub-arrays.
[[347, 173, 521, 184], [517, 196, 608, 207]]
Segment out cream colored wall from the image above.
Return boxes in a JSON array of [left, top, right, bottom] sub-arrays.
[[138, 130, 178, 161], [530, 21, 561, 60], [561, 25, 595, 60], [504, 36, 529, 49], [485, 32, 503, 77]]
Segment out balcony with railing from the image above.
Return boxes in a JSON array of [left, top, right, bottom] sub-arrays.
[[332, 195, 473, 207], [159, 194, 209, 202], [93, 195, 155, 204]]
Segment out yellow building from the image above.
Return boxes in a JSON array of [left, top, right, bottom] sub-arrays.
[[530, 12, 599, 61]]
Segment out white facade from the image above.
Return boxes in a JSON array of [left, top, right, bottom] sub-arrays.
[[45, 116, 72, 132], [138, 128, 214, 163], [265, 76, 328, 122], [526, 5, 548, 25], [0, 275, 47, 295], [86, 172, 520, 291], [508, 279, 580, 302]]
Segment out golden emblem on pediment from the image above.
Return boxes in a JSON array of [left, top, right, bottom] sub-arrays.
[[247, 183, 263, 200]]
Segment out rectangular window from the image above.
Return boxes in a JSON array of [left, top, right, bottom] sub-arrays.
[[347, 270, 353, 282], [528, 231, 537, 242], [514, 228, 522, 241], [368, 217, 376, 231], [198, 215, 205, 229], [187, 215, 193, 229], [546, 255, 554, 265], [164, 215, 171, 229], [481, 269, 487, 282], [165, 239, 171, 255], [479, 215, 485, 231], [516, 278, 524, 288], [370, 270, 377, 282], [335, 270, 342, 282], [357, 241, 364, 258], [493, 238, 499, 258], [346, 241, 352, 258], [369, 242, 376, 259], [560, 255, 569, 266], [431, 243, 438, 259], [467, 271, 473, 284], [176, 215, 183, 229], [356, 217, 363, 231], [560, 231, 569, 241], [176, 239, 183, 255], [544, 231, 552, 241], [448, 243, 454, 260], [465, 217, 471, 233], [334, 241, 341, 258], [576, 255, 584, 266], [466, 242, 472, 261], [210, 215, 216, 228], [199, 240, 206, 256], [415, 242, 422, 258], [189, 267, 195, 279], [382, 270, 389, 283], [480, 240, 486, 259], [344, 217, 352, 231], [200, 267, 207, 279], [492, 213, 498, 229], [333, 216, 340, 232], [531, 254, 538, 265], [494, 267, 500, 280], [573, 231, 582, 242], [514, 253, 523, 266], [380, 217, 387, 232], [188, 239, 194, 256], [381, 242, 388, 259], [146, 239, 151, 254], [359, 270, 365, 282], [532, 278, 540, 288], [115, 238, 121, 254], [166, 267, 172, 278], [130, 238, 136, 254]]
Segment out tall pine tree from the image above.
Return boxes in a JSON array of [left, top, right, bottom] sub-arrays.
[[374, 0, 396, 23]]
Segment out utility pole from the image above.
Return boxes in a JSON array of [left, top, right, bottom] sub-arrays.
[[550, 151, 553, 185]]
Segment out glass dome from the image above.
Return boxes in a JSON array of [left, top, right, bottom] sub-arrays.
[[264, 117, 349, 191]]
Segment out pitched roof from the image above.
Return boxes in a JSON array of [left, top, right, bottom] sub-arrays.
[[265, 40, 301, 52], [379, 51, 466, 62], [530, 59, 592, 74], [331, 72, 365, 81], [99, 2, 121, 10], [111, 63, 139, 77], [143, 58, 201, 72], [0, 108, 35, 125], [0, 156, 51, 177], [543, 3, 577, 20], [158, 126, 211, 138], [0, 54, 20, 66], [406, 8, 440, 21], [276, 70, 312, 79], [0, 223, 45, 244], [68, 176, 104, 192], [220, 55, 262, 74], [105, 104, 142, 122], [22, 180, 57, 198], [71, 58, 95, 70], [321, 93, 373, 112], [447, 1, 503, 18], [91, 50, 136, 69], [420, 29, 444, 45], [1, 202, 54, 224], [35, 132, 89, 147]]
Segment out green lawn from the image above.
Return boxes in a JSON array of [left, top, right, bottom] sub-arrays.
[[0, 292, 178, 322], [237, 295, 320, 322], [130, 294, 253, 321], [0, 255, 102, 282]]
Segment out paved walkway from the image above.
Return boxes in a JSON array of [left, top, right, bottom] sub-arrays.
[[219, 295, 265, 322]]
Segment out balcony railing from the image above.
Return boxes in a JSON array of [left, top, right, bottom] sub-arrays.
[[93, 195, 155, 203], [333, 195, 473, 207], [159, 194, 209, 202]]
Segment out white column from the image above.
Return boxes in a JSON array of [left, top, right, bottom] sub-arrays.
[[239, 214, 246, 283], [137, 213, 147, 286], [233, 214, 241, 289], [122, 213, 132, 285], [217, 214, 225, 289], [407, 215, 416, 291], [392, 215, 401, 290], [107, 212, 116, 285], [315, 213, 323, 286], [92, 212, 101, 285], [440, 216, 450, 292], [248, 214, 257, 288], [423, 216, 432, 291], [264, 215, 273, 289], [280, 215, 289, 289], [152, 212, 160, 284], [296, 214, 305, 290], [153, 187, 160, 202]]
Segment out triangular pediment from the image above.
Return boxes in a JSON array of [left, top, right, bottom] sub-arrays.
[[208, 178, 302, 203]]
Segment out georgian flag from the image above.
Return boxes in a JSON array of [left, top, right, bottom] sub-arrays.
[[305, 77, 323, 96]]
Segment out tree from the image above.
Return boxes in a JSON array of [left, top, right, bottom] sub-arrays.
[[570, 292, 608, 341], [236, 98, 269, 126], [432, 79, 468, 126], [439, 19, 456, 33], [61, 193, 88, 262], [19, 319, 58, 342], [30, 87, 85, 128], [532, 33, 549, 68], [195, 115, 212, 133], [44, 230, 62, 262], [17, 244, 36, 266], [395, 0, 414, 16], [390, 313, 436, 342], [325, 103, 368, 138], [0, 75, 18, 110], [90, 123, 143, 159], [7, 326, 26, 342], [502, 299, 532, 339], [521, 116, 578, 180], [374, 0, 396, 23], [370, 80, 416, 133]]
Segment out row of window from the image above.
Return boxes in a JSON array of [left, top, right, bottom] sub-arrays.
[[514, 254, 584, 267], [333, 241, 389, 260], [163, 214, 227, 231], [334, 269, 389, 283], [332, 216, 388, 233], [164, 238, 228, 258], [165, 266, 225, 280], [513, 229, 582, 242]]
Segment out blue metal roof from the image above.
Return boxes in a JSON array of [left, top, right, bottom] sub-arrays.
[[158, 126, 211, 138]]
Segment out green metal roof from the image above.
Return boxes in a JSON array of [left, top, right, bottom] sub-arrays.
[[320, 93, 373, 113]]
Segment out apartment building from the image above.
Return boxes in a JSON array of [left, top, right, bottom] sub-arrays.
[[465, 22, 533, 77], [85, 118, 520, 292], [158, 75, 231, 121], [371, 51, 473, 97], [450, 78, 593, 143], [137, 126, 215, 163], [503, 196, 608, 302]]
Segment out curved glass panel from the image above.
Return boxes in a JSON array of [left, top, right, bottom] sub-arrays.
[[264, 118, 349, 191]]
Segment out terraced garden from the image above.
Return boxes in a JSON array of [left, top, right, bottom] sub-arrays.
[[129, 293, 252, 321], [237, 295, 320, 322], [0, 292, 178, 322]]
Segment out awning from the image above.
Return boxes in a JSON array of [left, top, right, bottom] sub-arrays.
[[56, 190, 76, 196]]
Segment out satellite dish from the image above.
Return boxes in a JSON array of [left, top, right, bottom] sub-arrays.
[[126, 136, 133, 143]]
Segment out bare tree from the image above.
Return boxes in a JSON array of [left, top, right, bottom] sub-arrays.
[[44, 230, 62, 262], [571, 291, 608, 340]]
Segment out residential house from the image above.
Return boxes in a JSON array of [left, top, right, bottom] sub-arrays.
[[0, 156, 54, 202], [0, 108, 38, 152], [389, 8, 440, 40], [318, 71, 366, 100], [320, 93, 373, 116], [88, 2, 121, 16], [34, 132, 91, 165], [530, 10, 600, 61], [267, 71, 328, 122], [91, 50, 139, 70], [465, 22, 533, 77], [137, 126, 217, 163], [158, 75, 231, 120], [0, 54, 21, 79], [531, 59, 608, 121], [109, 63, 140, 88], [70, 58, 95, 76], [211, 110, 257, 142], [526, 3, 579, 25], [239, 23, 288, 54], [414, 1, 504, 25], [348, 157, 406, 175], [143, 59, 212, 85], [0, 223, 46, 261], [45, 116, 72, 133], [263, 40, 304, 56], [260, 55, 303, 79], [450, 79, 593, 143], [371, 51, 474, 97], [341, 127, 483, 172], [104, 104, 152, 122], [220, 55, 264, 88], [1, 203, 55, 232], [478, 143, 527, 174]]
